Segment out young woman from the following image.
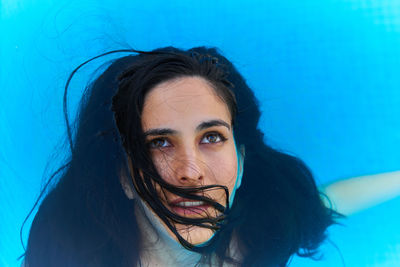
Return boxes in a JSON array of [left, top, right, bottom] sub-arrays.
[[22, 46, 399, 267]]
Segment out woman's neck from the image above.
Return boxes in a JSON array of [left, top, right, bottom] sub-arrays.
[[134, 200, 202, 266]]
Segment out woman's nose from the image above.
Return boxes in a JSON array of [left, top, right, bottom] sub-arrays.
[[173, 148, 204, 185]]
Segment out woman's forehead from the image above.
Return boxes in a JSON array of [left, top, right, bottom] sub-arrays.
[[141, 76, 232, 130], [144, 76, 218, 106]]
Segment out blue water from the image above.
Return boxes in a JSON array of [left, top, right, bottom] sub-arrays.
[[1, 0, 399, 266]]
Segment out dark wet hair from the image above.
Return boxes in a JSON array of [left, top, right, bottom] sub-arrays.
[[23, 46, 341, 267]]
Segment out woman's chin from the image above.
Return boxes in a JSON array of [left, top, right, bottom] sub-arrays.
[[176, 225, 215, 245]]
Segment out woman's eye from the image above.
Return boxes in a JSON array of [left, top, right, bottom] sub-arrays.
[[148, 138, 171, 149], [201, 133, 226, 144]]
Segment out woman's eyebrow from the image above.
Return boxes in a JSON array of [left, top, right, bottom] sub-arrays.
[[196, 119, 231, 131], [143, 119, 231, 137], [144, 128, 178, 137]]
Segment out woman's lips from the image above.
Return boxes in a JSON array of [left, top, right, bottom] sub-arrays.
[[169, 199, 211, 216]]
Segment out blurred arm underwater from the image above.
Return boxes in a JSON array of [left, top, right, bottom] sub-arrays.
[[321, 171, 400, 216]]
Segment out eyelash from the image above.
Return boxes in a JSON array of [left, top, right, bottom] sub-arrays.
[[147, 132, 228, 149]]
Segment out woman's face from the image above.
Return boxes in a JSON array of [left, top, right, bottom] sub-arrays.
[[141, 76, 238, 245]]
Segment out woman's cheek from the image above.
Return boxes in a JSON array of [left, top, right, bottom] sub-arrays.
[[208, 154, 237, 190], [150, 151, 174, 181]]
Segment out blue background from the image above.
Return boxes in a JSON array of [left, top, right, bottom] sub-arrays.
[[1, 0, 399, 266]]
